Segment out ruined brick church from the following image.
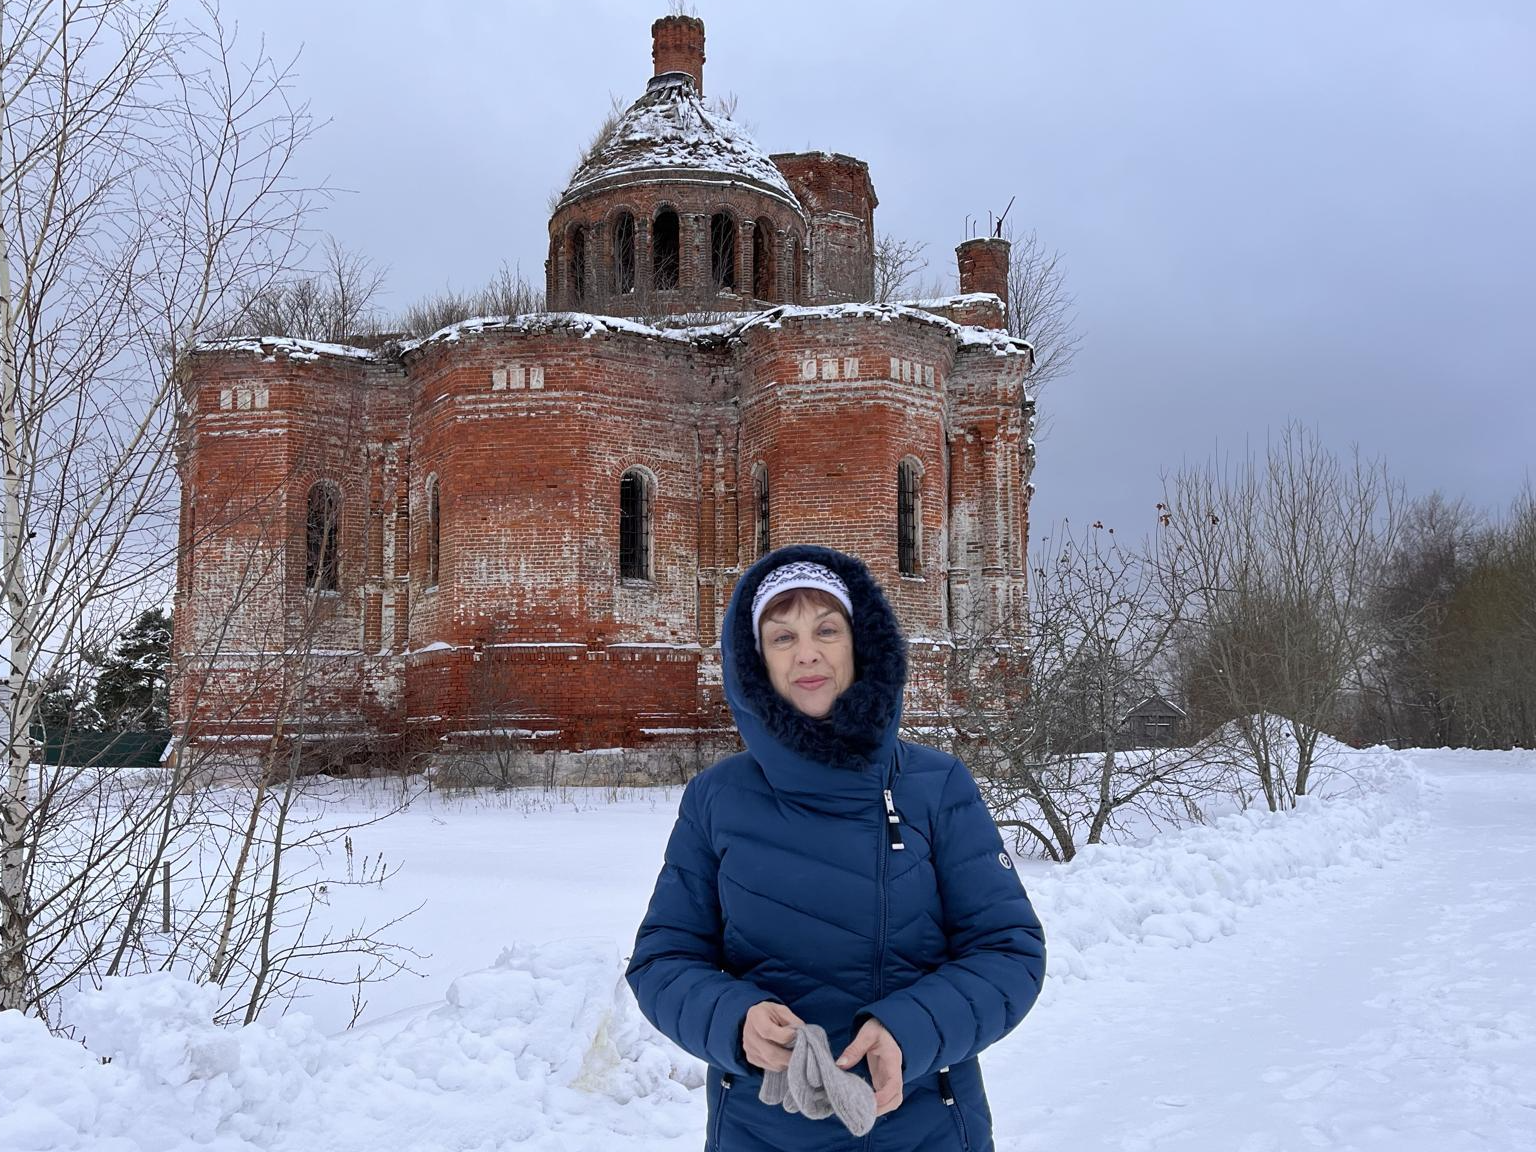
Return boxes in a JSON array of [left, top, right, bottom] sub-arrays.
[[172, 15, 1036, 775]]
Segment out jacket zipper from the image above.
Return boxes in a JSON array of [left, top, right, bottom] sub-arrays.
[[866, 749, 904, 1152], [874, 750, 903, 1001], [940, 1066, 970, 1148], [883, 787, 906, 851], [712, 1073, 732, 1150]]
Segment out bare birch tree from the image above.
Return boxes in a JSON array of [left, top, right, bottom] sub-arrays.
[[0, 0, 316, 1016]]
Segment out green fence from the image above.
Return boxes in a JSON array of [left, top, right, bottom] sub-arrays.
[[29, 728, 172, 769]]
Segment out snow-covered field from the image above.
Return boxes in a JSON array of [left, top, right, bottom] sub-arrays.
[[3, 746, 1533, 1151]]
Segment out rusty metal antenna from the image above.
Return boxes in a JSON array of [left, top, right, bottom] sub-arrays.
[[994, 195, 1016, 238]]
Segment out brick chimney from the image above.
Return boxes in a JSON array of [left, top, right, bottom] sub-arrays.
[[956, 238, 1011, 307], [652, 15, 705, 95]]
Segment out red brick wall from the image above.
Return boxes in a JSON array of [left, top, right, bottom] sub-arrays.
[[548, 183, 808, 315], [651, 15, 705, 94], [174, 311, 1035, 773], [956, 238, 1011, 309], [770, 153, 877, 304], [173, 343, 410, 760], [735, 315, 952, 640]]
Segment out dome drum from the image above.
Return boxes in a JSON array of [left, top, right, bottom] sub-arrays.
[[549, 186, 808, 316]]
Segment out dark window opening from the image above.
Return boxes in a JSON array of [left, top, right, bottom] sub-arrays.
[[753, 466, 770, 558], [306, 483, 341, 591], [426, 478, 441, 586], [614, 212, 636, 294], [619, 470, 653, 580], [653, 209, 680, 291], [711, 213, 737, 290], [570, 226, 587, 303], [752, 220, 774, 301], [898, 460, 921, 576]]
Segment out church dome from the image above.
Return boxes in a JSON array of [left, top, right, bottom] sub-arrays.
[[554, 72, 801, 213]]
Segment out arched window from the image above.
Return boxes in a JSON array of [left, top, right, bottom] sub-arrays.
[[752, 464, 770, 558], [614, 211, 636, 294], [897, 458, 923, 576], [425, 476, 441, 587], [653, 209, 680, 291], [569, 225, 588, 303], [305, 482, 341, 591], [752, 219, 775, 301], [710, 212, 737, 290], [619, 469, 653, 580]]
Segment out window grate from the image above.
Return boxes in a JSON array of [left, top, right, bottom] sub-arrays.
[[620, 471, 652, 580], [898, 461, 921, 575], [754, 467, 770, 558]]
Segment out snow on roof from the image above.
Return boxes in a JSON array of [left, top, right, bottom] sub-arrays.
[[193, 335, 378, 362], [194, 303, 1033, 370], [403, 302, 1034, 360], [556, 73, 801, 212], [898, 292, 1010, 310], [732, 302, 1035, 359], [1121, 694, 1189, 721]]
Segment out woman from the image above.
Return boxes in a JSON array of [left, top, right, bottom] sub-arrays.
[[627, 545, 1046, 1151]]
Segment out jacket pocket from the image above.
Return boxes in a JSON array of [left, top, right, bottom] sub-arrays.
[[939, 1066, 971, 1150], [711, 1073, 734, 1151]]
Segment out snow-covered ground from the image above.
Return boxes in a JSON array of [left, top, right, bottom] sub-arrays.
[[3, 747, 1533, 1151]]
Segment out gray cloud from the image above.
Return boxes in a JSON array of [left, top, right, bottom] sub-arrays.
[[216, 0, 1536, 538]]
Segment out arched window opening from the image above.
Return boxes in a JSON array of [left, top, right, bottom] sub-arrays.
[[614, 212, 636, 294], [653, 209, 680, 291], [569, 226, 588, 304], [898, 459, 922, 576], [753, 464, 770, 558], [619, 469, 653, 580], [711, 212, 737, 290], [752, 220, 775, 301], [306, 482, 341, 592], [426, 477, 441, 587]]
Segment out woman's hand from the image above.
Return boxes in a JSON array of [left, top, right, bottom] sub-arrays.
[[837, 1017, 904, 1116], [743, 1001, 804, 1072]]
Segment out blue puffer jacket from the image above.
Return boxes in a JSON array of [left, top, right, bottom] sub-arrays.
[[626, 545, 1046, 1152]]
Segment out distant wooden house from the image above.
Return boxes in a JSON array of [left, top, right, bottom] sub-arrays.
[[1118, 694, 1186, 748]]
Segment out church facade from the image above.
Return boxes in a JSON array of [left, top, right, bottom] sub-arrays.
[[171, 15, 1036, 777]]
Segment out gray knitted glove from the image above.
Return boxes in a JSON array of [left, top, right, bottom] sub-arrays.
[[757, 1023, 877, 1137]]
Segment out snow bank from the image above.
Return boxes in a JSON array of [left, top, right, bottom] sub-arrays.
[[0, 748, 1425, 1151], [1031, 747, 1423, 984], [1, 942, 699, 1152]]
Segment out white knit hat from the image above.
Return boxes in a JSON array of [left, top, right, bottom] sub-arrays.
[[751, 561, 854, 651]]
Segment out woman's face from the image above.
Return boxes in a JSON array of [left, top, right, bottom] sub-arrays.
[[759, 598, 854, 718]]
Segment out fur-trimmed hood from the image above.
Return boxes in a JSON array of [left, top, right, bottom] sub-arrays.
[[722, 545, 908, 796]]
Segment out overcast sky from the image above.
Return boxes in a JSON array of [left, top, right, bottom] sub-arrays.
[[215, 0, 1534, 544]]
